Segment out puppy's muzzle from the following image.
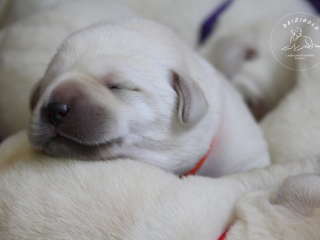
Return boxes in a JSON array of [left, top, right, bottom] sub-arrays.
[[46, 103, 70, 127]]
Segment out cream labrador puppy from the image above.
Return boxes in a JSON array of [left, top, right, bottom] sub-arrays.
[[261, 25, 320, 164], [1, 131, 320, 239], [28, 19, 270, 177]]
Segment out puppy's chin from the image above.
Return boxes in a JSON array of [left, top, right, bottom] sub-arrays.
[[28, 125, 124, 160], [44, 135, 124, 160]]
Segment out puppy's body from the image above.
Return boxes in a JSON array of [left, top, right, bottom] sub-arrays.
[[261, 25, 320, 164], [0, 131, 320, 239], [227, 173, 320, 240], [28, 19, 269, 177]]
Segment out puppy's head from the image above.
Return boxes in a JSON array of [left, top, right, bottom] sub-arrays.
[[28, 19, 208, 172]]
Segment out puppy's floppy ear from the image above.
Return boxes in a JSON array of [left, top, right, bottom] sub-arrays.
[[172, 71, 208, 127], [29, 78, 43, 111]]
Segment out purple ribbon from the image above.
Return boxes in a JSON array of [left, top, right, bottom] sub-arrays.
[[306, 0, 320, 13], [199, 0, 234, 45]]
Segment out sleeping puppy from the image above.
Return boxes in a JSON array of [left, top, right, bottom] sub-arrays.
[[1, 131, 320, 239], [28, 19, 270, 177]]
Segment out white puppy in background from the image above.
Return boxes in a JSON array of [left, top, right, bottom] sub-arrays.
[[1, 131, 320, 239], [28, 19, 269, 177], [261, 25, 320, 164], [199, 0, 315, 119]]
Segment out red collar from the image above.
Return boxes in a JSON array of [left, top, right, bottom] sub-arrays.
[[178, 138, 227, 240], [180, 139, 215, 178], [218, 231, 227, 240]]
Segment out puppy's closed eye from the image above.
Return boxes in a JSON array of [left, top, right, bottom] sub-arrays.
[[102, 76, 139, 92], [107, 83, 139, 92]]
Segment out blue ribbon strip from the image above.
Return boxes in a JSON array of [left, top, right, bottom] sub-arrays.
[[199, 0, 234, 45]]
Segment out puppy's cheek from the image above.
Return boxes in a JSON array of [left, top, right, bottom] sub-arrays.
[[116, 92, 160, 126], [111, 89, 141, 102], [120, 92, 158, 125]]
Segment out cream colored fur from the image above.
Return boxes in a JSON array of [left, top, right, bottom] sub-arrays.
[[0, 0, 137, 139], [0, 0, 222, 139], [27, 19, 269, 177], [199, 0, 314, 119], [261, 25, 320, 164], [0, 0, 315, 120], [0, 131, 320, 239], [227, 174, 320, 240], [0, 0, 64, 27], [0, 1, 269, 176]]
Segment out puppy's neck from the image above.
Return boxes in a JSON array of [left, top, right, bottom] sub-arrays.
[[180, 138, 216, 178], [196, 80, 270, 177]]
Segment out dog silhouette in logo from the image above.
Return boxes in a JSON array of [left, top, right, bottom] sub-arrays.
[[282, 27, 320, 52]]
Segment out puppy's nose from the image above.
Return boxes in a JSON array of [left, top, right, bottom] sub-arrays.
[[46, 103, 69, 127]]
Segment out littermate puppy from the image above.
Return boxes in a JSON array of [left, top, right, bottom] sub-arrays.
[[199, 0, 315, 119], [28, 19, 270, 177], [1, 131, 320, 239], [261, 25, 320, 164]]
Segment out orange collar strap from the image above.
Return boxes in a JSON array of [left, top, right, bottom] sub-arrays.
[[218, 231, 227, 240], [180, 139, 215, 178]]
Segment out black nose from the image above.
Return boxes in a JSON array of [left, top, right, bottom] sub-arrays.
[[46, 103, 69, 127]]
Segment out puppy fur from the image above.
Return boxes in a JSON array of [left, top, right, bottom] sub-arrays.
[[0, 0, 315, 121], [0, 0, 137, 140], [261, 25, 320, 164], [199, 0, 314, 119], [227, 174, 320, 240], [28, 19, 269, 177], [0, 0, 236, 139], [1, 131, 320, 239], [0, 0, 64, 27]]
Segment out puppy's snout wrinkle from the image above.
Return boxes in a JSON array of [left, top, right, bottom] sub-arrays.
[[46, 103, 70, 127]]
